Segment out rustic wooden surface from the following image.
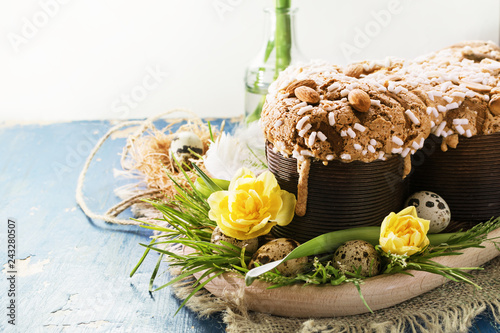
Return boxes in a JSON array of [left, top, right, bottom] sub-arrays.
[[196, 228, 500, 318], [0, 120, 226, 333], [0, 119, 498, 332]]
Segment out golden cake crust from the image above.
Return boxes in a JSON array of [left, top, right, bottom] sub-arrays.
[[261, 41, 500, 166]]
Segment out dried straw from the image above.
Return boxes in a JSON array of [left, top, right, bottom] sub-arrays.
[[76, 109, 226, 226], [120, 116, 222, 199]]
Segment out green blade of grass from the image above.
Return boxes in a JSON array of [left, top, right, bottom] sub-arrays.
[[192, 164, 225, 193], [174, 271, 224, 316], [153, 266, 209, 292], [130, 239, 155, 277], [149, 254, 164, 291], [208, 121, 214, 142]]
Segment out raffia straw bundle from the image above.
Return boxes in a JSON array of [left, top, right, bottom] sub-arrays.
[[120, 117, 222, 199], [76, 110, 226, 226]]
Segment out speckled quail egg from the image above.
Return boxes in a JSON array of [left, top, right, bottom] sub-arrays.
[[248, 238, 308, 277], [333, 240, 381, 277], [210, 227, 259, 253], [405, 191, 451, 233], [169, 131, 204, 167]]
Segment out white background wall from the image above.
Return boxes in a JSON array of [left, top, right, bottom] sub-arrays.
[[0, 0, 498, 122]]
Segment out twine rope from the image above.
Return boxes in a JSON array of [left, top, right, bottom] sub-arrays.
[[75, 108, 199, 225]]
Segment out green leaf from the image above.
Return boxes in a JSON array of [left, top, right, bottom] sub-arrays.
[[193, 177, 230, 198], [208, 121, 214, 142], [192, 164, 226, 193]]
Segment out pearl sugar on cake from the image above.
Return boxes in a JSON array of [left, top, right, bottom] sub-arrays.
[[405, 191, 451, 233]]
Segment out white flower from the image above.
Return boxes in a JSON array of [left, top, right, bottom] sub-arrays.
[[204, 122, 267, 180]]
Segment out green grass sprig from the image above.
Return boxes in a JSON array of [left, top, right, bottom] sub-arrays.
[[378, 217, 500, 289], [129, 166, 251, 312]]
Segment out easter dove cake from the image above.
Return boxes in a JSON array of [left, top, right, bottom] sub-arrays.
[[260, 41, 500, 241]]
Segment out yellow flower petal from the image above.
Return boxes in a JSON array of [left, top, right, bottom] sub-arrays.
[[274, 190, 296, 226], [380, 213, 396, 236], [219, 214, 248, 232], [207, 191, 228, 220], [207, 191, 228, 209], [248, 215, 271, 234], [206, 167, 296, 240], [418, 218, 430, 234], [245, 222, 277, 239], [379, 207, 430, 255], [257, 171, 279, 196], [265, 192, 283, 220], [400, 246, 419, 256], [218, 222, 246, 239], [397, 205, 418, 218], [229, 168, 254, 191]]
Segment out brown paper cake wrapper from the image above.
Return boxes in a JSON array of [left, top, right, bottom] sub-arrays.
[[410, 132, 500, 226], [266, 143, 408, 243]]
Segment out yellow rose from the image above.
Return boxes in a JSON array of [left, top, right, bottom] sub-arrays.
[[207, 168, 296, 240], [379, 206, 430, 256]]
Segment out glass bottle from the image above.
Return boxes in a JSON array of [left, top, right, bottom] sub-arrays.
[[244, 7, 305, 123]]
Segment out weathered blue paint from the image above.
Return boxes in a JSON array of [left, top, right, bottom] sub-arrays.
[[0, 120, 228, 332], [0, 120, 497, 332]]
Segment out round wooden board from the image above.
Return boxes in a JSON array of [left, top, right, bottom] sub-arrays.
[[191, 228, 500, 318]]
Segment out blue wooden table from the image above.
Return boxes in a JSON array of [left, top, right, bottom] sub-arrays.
[[0, 120, 498, 332]]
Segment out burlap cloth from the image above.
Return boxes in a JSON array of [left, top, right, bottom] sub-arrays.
[[171, 256, 500, 333]]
